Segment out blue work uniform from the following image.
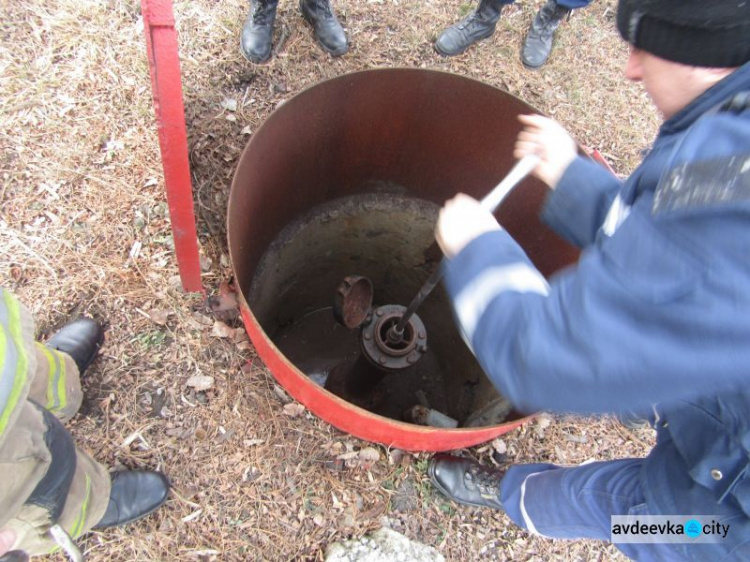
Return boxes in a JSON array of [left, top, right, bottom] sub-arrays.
[[444, 62, 750, 560]]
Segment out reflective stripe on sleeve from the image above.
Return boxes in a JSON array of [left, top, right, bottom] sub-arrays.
[[453, 263, 550, 342], [601, 194, 631, 236], [0, 291, 29, 437], [0, 324, 14, 417]]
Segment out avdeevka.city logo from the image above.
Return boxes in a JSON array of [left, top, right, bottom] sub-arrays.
[[684, 519, 702, 538], [611, 515, 730, 543]]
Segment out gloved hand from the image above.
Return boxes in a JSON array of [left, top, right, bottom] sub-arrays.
[[513, 114, 577, 189], [435, 193, 502, 259]]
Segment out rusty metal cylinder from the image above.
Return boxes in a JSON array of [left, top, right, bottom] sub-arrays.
[[228, 69, 578, 451]]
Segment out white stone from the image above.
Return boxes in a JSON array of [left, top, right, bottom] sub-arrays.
[[325, 528, 444, 562]]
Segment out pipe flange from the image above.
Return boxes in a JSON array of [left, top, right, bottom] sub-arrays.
[[360, 304, 427, 370], [333, 275, 374, 329]]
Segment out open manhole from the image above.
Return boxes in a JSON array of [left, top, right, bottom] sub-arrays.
[[249, 193, 499, 425], [228, 69, 579, 451]]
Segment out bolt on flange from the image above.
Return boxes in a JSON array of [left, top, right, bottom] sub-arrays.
[[360, 304, 427, 371]]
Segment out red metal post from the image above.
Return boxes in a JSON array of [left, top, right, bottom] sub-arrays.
[[142, 0, 203, 293]]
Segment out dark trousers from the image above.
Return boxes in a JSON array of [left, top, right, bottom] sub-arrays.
[[499, 459, 749, 561], [496, 0, 592, 8]]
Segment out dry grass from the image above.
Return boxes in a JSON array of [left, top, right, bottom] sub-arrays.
[[0, 0, 659, 560]]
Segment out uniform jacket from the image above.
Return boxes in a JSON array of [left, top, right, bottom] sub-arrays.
[[444, 62, 750, 533]]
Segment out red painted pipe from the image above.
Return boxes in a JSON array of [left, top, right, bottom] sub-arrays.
[[142, 0, 203, 293]]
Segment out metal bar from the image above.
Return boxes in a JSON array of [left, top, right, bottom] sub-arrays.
[[141, 0, 203, 293], [392, 155, 540, 336]]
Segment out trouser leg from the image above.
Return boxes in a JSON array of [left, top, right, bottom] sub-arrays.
[[500, 459, 643, 538], [0, 290, 110, 554], [0, 403, 110, 556], [499, 459, 690, 561], [54, 447, 111, 544], [28, 342, 83, 422], [555, 0, 590, 8]]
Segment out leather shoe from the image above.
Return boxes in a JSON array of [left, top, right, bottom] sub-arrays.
[[94, 470, 170, 528], [521, 0, 570, 68], [428, 454, 504, 510], [299, 0, 348, 56], [240, 0, 278, 64], [434, 0, 503, 57], [46, 318, 104, 375]]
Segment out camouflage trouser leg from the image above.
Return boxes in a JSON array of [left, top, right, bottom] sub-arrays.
[[1, 343, 110, 556]]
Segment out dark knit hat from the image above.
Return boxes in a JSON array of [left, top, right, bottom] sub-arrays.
[[617, 0, 750, 68]]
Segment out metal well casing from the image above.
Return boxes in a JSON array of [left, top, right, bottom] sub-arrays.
[[228, 69, 579, 451]]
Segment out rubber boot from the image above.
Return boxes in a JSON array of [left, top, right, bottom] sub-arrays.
[[435, 0, 506, 57], [521, 0, 571, 68], [299, 0, 348, 56], [240, 0, 278, 63]]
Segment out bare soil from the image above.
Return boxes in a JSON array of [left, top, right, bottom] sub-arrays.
[[1, 0, 659, 560]]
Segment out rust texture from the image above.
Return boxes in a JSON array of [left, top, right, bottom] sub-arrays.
[[333, 275, 374, 329]]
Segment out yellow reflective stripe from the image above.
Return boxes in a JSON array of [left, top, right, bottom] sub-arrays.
[[36, 343, 58, 410], [34, 343, 68, 414], [56, 353, 67, 413], [71, 474, 92, 538], [0, 324, 6, 388], [0, 292, 28, 437]]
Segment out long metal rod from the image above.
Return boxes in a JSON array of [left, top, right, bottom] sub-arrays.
[[390, 155, 540, 338]]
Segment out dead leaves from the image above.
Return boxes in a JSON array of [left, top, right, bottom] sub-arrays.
[[273, 384, 292, 404], [356, 447, 381, 470], [324, 441, 383, 470], [185, 374, 215, 392], [283, 403, 306, 417], [147, 308, 172, 325], [206, 280, 240, 323], [135, 306, 173, 326], [210, 319, 250, 350], [211, 320, 235, 339]]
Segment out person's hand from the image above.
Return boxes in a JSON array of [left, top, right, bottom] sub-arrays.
[[514, 114, 578, 189], [0, 528, 17, 556], [435, 193, 502, 259]]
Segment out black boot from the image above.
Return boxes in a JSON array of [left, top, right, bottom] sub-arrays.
[[93, 471, 170, 528], [521, 0, 570, 68], [46, 317, 104, 375], [240, 0, 278, 63], [435, 0, 505, 57], [428, 454, 504, 510], [299, 0, 348, 56]]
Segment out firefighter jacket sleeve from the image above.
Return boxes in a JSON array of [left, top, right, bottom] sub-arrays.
[[0, 289, 36, 450]]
